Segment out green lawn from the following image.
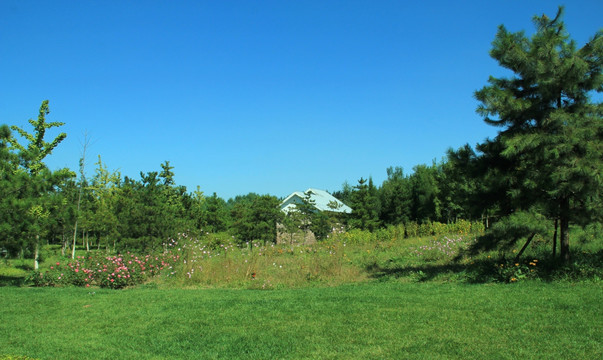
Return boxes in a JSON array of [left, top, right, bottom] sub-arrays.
[[1, 282, 601, 359]]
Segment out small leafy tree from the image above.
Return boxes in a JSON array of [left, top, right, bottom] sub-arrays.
[[6, 101, 73, 269], [89, 155, 121, 251]]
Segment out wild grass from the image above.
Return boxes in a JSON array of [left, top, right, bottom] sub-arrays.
[[155, 226, 601, 288], [2, 225, 601, 289], [0, 282, 601, 359]]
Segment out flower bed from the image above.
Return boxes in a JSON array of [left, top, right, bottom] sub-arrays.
[[28, 251, 180, 289]]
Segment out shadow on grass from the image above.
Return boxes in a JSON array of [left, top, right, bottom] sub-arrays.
[[366, 260, 496, 284], [366, 249, 603, 284], [0, 274, 26, 287], [16, 263, 33, 271]]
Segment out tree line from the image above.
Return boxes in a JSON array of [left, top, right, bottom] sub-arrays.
[[1, 7, 601, 265]]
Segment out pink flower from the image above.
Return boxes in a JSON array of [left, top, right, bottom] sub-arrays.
[[56, 262, 60, 266], [75, 269, 79, 273], [110, 279, 114, 282]]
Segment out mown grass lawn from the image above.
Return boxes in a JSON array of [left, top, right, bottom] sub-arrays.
[[1, 281, 601, 359]]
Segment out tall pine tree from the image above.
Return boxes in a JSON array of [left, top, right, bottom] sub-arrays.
[[475, 7, 602, 262]]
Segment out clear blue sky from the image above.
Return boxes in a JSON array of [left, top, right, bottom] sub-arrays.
[[1, 1, 601, 200]]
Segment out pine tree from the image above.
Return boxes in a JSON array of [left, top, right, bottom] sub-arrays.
[[379, 166, 412, 225], [349, 177, 380, 231], [475, 7, 602, 262]]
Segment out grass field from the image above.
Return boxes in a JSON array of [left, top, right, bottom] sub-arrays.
[[1, 282, 601, 359]]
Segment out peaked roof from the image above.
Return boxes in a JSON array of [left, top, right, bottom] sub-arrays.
[[280, 188, 352, 214]]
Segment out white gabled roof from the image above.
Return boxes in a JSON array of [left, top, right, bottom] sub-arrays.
[[280, 188, 352, 214]]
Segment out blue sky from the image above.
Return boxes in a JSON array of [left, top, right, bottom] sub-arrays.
[[1, 1, 601, 200]]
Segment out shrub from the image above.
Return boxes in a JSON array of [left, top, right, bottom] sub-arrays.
[[337, 229, 375, 243], [374, 225, 404, 242], [448, 219, 472, 235], [495, 259, 540, 283], [27, 252, 180, 289], [405, 222, 419, 238], [470, 221, 485, 234]]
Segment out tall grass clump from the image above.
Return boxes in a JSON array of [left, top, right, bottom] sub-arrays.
[[161, 233, 365, 289]]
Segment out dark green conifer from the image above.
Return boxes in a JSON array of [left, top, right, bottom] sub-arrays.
[[475, 7, 602, 261]]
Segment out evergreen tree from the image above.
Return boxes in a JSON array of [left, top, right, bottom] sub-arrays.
[[349, 177, 380, 231], [409, 164, 441, 223], [201, 192, 229, 233], [0, 125, 26, 257], [439, 145, 481, 222], [230, 194, 283, 244], [379, 166, 412, 225], [475, 7, 602, 261]]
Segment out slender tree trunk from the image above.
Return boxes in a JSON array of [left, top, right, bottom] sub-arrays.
[[61, 232, 66, 257], [72, 220, 78, 259], [72, 133, 89, 259], [514, 233, 536, 263], [34, 235, 40, 271], [559, 198, 570, 263], [552, 218, 558, 258]]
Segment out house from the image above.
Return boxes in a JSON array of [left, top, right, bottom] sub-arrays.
[[280, 188, 352, 214], [278, 188, 350, 244]]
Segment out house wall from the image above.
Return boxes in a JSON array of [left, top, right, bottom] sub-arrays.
[[276, 223, 316, 245]]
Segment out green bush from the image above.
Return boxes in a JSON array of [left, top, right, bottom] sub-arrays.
[[417, 223, 432, 237], [494, 259, 540, 283], [470, 221, 485, 234], [337, 228, 375, 243], [374, 225, 405, 242], [405, 222, 419, 238], [447, 219, 472, 235]]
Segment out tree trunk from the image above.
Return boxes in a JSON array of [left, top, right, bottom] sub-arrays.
[[72, 219, 78, 259], [514, 233, 536, 263], [559, 198, 570, 263], [61, 232, 66, 257], [34, 235, 40, 271], [72, 134, 89, 258], [552, 218, 558, 258]]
